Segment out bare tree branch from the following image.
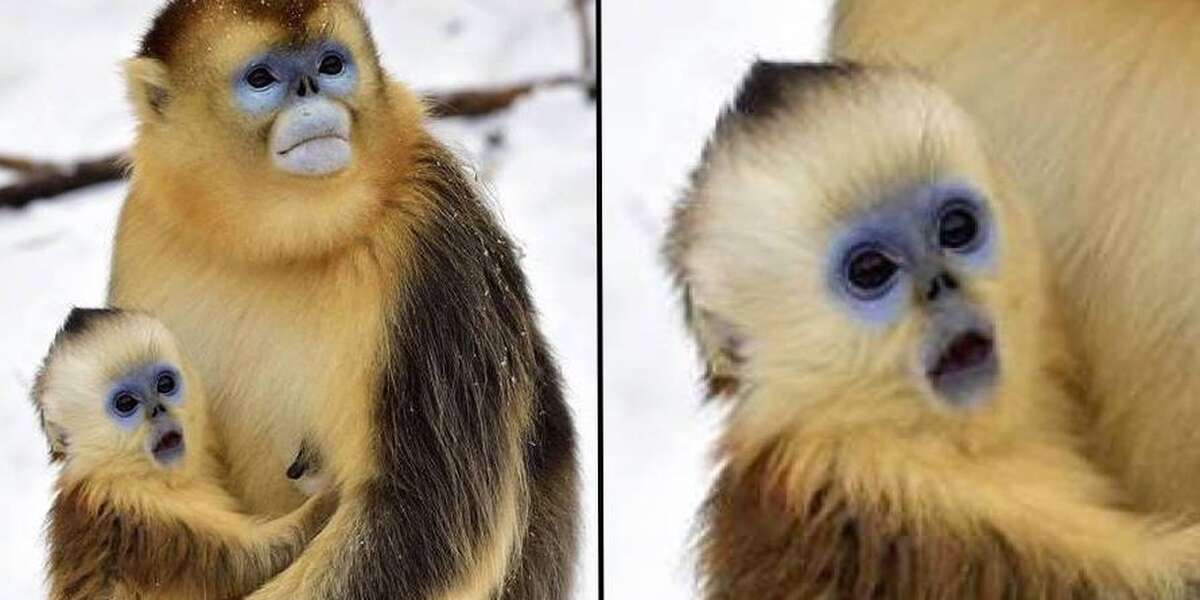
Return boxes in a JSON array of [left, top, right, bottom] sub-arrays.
[[0, 154, 127, 210], [425, 74, 586, 118], [0, 156, 63, 177]]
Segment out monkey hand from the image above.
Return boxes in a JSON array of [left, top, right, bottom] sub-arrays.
[[285, 485, 341, 548]]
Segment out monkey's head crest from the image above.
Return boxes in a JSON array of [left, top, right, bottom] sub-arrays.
[[33, 309, 207, 476], [123, 0, 423, 263], [669, 62, 1053, 445]]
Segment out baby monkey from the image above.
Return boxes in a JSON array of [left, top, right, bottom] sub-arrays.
[[31, 308, 337, 600], [668, 62, 1200, 599]]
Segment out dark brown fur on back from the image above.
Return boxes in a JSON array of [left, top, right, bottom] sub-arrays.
[[503, 341, 580, 599], [699, 465, 1130, 600], [324, 140, 578, 599]]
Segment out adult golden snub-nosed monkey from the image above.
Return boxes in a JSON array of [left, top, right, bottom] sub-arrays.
[[109, 1, 579, 597]]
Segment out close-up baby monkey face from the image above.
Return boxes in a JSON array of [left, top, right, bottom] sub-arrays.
[[827, 178, 999, 406], [677, 63, 1049, 435]]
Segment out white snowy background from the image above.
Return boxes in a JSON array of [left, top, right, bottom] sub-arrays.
[[602, 2, 833, 599], [0, 1, 596, 598]]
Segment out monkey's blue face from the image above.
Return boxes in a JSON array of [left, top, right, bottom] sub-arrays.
[[233, 41, 359, 177], [106, 362, 187, 467], [828, 182, 999, 407]]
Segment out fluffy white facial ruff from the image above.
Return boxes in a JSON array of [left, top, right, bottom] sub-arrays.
[[270, 98, 352, 177]]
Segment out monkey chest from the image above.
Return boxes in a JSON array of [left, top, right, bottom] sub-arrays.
[[111, 256, 384, 515]]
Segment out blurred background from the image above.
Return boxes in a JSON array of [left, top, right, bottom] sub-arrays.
[[602, 2, 832, 598], [0, 1, 595, 598]]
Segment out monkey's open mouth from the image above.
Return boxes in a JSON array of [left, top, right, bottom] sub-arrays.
[[151, 428, 185, 465], [925, 327, 999, 406], [930, 330, 994, 378]]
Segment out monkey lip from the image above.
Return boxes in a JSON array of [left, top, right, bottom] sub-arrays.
[[277, 134, 349, 156], [151, 428, 185, 465], [929, 330, 994, 378], [272, 133, 353, 177], [924, 327, 999, 405]]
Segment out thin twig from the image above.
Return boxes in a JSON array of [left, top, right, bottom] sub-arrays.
[[0, 154, 127, 210], [0, 156, 62, 177], [571, 0, 595, 78], [424, 74, 586, 118]]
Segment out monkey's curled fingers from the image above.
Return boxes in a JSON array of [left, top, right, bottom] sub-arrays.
[[286, 439, 331, 497], [291, 487, 342, 543]]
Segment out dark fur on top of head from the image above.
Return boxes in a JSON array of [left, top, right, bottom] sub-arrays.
[[138, 0, 367, 63], [58, 307, 122, 344], [731, 60, 861, 120]]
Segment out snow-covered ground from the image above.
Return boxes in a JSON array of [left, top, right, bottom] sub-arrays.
[[602, 3, 832, 598], [0, 2, 596, 598]]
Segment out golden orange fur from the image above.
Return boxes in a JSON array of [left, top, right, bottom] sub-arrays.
[[668, 63, 1200, 598], [832, 0, 1200, 517]]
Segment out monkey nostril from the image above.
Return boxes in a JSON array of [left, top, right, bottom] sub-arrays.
[[297, 77, 319, 98], [926, 272, 958, 301], [926, 279, 942, 301]]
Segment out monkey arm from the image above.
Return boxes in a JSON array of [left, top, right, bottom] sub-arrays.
[[116, 489, 338, 599], [700, 450, 1200, 600], [47, 485, 335, 600]]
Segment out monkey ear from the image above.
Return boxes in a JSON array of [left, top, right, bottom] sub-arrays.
[[689, 301, 748, 399], [123, 58, 172, 122], [41, 419, 69, 463]]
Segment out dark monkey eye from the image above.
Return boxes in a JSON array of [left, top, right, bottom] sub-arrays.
[[246, 67, 278, 89], [938, 204, 980, 250], [319, 54, 345, 76], [156, 372, 177, 395], [112, 392, 140, 417], [846, 247, 900, 297]]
